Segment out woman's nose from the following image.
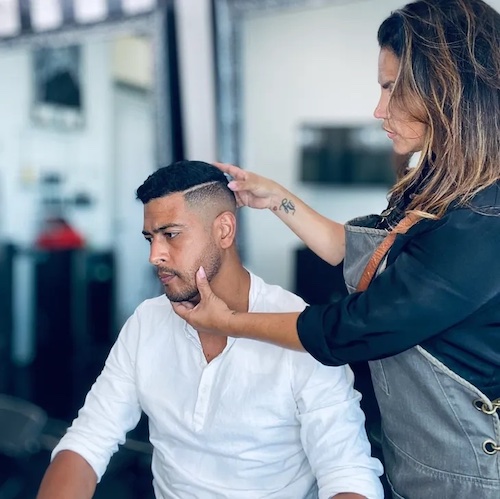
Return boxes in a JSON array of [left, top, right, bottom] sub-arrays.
[[373, 99, 385, 119], [373, 92, 389, 120]]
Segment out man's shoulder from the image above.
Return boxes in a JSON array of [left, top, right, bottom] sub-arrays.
[[132, 294, 177, 325], [249, 272, 307, 313], [136, 294, 171, 312], [117, 294, 183, 347]]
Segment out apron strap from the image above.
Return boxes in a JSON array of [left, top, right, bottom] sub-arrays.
[[356, 214, 422, 292]]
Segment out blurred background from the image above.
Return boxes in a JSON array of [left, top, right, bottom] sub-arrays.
[[2, 0, 495, 497]]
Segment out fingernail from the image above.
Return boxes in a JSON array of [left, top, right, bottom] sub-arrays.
[[227, 181, 236, 189], [198, 266, 206, 279]]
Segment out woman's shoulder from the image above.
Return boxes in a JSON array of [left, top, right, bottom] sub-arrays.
[[439, 182, 500, 229], [409, 183, 500, 234], [389, 184, 500, 263], [466, 181, 500, 214]]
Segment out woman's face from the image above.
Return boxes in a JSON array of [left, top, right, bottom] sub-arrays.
[[373, 48, 428, 155]]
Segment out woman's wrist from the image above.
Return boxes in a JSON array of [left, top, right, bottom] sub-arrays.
[[269, 185, 294, 214], [224, 309, 246, 338]]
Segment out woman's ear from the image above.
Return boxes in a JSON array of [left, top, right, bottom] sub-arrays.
[[215, 211, 237, 249]]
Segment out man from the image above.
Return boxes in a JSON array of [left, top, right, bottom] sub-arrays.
[[37, 161, 383, 499]]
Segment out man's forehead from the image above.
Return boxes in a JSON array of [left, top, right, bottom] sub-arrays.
[[143, 193, 200, 229], [144, 194, 186, 217]]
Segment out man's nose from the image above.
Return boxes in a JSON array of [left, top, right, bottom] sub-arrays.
[[149, 242, 168, 266]]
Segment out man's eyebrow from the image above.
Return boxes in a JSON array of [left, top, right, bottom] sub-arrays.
[[142, 223, 185, 236]]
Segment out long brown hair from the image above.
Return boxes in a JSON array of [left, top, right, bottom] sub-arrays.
[[378, 0, 500, 218]]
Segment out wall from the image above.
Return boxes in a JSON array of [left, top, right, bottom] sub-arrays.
[[0, 38, 114, 249], [112, 35, 153, 89], [174, 0, 217, 161]]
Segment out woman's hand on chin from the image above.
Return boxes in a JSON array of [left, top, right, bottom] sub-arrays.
[[171, 266, 235, 336]]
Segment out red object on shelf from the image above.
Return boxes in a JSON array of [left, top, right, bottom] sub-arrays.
[[36, 217, 85, 250]]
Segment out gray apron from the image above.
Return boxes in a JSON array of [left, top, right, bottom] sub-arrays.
[[344, 215, 500, 499]]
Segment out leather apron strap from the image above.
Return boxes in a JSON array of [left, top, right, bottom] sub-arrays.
[[356, 214, 422, 292]]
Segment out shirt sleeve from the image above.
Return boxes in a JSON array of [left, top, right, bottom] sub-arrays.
[[297, 207, 500, 365], [290, 352, 384, 499], [51, 311, 143, 481]]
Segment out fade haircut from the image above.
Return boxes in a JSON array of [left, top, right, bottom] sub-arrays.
[[136, 160, 237, 214]]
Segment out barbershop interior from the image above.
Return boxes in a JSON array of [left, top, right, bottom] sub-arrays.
[[3, 0, 495, 497]]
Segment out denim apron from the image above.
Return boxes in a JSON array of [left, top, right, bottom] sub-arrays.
[[343, 215, 500, 499]]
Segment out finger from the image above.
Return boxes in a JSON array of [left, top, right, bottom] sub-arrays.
[[179, 300, 195, 310], [213, 161, 231, 172], [214, 162, 247, 180], [227, 180, 252, 192], [233, 193, 245, 208]]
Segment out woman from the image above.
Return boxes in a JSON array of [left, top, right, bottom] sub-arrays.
[[173, 1, 500, 497]]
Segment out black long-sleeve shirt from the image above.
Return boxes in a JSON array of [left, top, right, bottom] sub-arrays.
[[297, 183, 500, 401]]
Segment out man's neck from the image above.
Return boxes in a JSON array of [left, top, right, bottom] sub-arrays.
[[209, 263, 251, 313], [198, 332, 227, 363], [197, 262, 250, 362]]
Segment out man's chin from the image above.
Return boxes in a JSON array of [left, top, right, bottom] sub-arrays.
[[165, 291, 200, 304]]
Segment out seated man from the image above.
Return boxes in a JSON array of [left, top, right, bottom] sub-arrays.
[[37, 161, 383, 499]]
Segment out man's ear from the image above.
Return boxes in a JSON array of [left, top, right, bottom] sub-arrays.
[[215, 211, 237, 249]]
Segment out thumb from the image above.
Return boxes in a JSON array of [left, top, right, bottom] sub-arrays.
[[171, 301, 191, 320], [195, 266, 212, 298]]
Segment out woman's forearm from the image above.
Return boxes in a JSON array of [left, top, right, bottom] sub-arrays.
[[227, 310, 305, 351], [269, 186, 345, 265]]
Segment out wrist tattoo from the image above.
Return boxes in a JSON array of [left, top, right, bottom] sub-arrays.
[[279, 198, 296, 215]]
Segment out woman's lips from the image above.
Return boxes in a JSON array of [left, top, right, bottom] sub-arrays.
[[384, 128, 396, 139]]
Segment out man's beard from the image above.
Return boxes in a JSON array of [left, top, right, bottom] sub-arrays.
[[164, 279, 200, 303], [162, 251, 222, 303]]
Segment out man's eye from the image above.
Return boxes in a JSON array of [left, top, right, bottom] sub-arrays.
[[165, 232, 179, 239], [144, 238, 152, 245]]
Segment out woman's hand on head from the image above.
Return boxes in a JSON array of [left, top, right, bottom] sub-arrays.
[[213, 162, 283, 210], [171, 266, 234, 336]]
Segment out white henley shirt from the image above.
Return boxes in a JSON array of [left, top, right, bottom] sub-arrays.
[[52, 272, 383, 498]]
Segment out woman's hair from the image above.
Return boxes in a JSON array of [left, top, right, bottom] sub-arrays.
[[378, 0, 500, 217]]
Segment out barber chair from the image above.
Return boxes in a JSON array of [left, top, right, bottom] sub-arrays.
[[0, 394, 47, 499]]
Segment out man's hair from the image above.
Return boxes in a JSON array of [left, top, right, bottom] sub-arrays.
[[136, 160, 237, 213], [378, 0, 500, 218]]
